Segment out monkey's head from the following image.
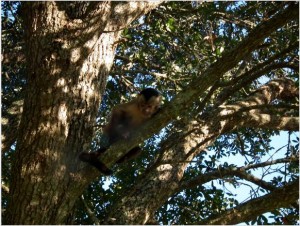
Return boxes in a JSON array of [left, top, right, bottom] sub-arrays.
[[137, 88, 162, 118]]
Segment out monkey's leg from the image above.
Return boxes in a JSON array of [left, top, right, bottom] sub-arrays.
[[79, 148, 113, 175], [116, 146, 142, 163]]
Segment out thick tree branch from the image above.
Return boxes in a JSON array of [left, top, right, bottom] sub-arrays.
[[223, 103, 299, 116], [199, 179, 299, 225], [239, 113, 299, 131], [219, 78, 298, 116], [213, 78, 299, 133]]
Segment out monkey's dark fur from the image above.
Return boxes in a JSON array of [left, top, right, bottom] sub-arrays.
[[79, 88, 162, 175]]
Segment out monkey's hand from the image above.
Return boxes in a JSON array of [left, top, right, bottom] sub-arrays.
[[116, 124, 131, 139]]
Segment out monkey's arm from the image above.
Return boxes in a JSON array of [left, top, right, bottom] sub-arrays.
[[104, 105, 132, 143]]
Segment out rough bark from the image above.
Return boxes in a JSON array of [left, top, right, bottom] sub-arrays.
[[5, 2, 162, 224]]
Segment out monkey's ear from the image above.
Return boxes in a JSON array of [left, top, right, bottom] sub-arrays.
[[136, 93, 146, 104], [157, 95, 162, 104]]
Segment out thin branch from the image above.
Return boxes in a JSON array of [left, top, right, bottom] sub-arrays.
[[243, 155, 298, 171], [198, 179, 299, 225], [214, 11, 256, 28], [80, 195, 100, 225], [179, 156, 298, 191], [233, 170, 276, 191], [2, 184, 10, 194], [222, 41, 299, 88]]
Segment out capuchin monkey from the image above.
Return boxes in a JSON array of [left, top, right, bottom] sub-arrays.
[[79, 88, 162, 175]]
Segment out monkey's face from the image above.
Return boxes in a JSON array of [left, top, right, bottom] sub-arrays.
[[138, 95, 161, 118]]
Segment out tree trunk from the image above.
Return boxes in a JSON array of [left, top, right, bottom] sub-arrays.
[[5, 2, 161, 224]]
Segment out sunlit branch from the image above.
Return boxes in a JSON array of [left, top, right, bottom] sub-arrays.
[[238, 113, 299, 131], [2, 184, 10, 194]]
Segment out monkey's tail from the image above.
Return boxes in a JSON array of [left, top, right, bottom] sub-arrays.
[[79, 149, 113, 175]]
